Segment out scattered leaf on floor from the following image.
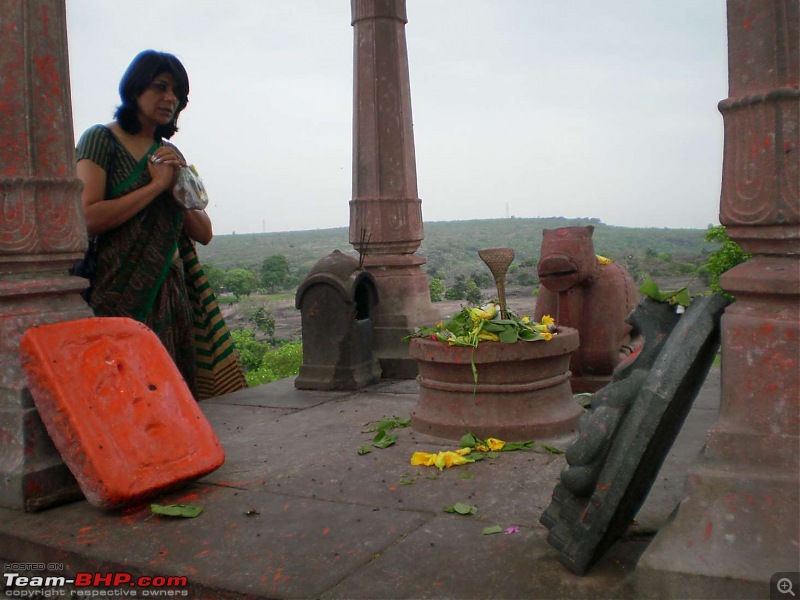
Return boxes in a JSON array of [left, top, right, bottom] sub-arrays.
[[358, 445, 372, 455], [150, 504, 203, 518], [482, 526, 503, 535], [443, 502, 478, 515], [538, 443, 565, 455], [372, 429, 397, 449]]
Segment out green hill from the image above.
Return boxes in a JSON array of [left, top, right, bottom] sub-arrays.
[[197, 217, 714, 286]]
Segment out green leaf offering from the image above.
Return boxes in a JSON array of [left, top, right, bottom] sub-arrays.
[[498, 327, 519, 343], [538, 443, 565, 455], [639, 277, 692, 307], [502, 441, 536, 452], [459, 432, 479, 448], [372, 429, 397, 449], [150, 503, 203, 518], [357, 445, 372, 455], [443, 502, 478, 515], [482, 525, 503, 535]]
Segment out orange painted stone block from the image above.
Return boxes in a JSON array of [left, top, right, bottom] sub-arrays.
[[19, 317, 225, 509]]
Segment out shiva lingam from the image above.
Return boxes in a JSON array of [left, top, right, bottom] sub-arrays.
[[409, 247, 581, 442], [478, 248, 515, 318]]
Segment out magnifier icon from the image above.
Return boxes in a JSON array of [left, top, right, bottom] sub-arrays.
[[778, 578, 796, 596]]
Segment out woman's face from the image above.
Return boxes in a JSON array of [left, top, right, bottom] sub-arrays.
[[136, 72, 180, 128]]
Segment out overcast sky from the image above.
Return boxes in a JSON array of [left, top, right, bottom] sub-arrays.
[[65, 1, 728, 235]]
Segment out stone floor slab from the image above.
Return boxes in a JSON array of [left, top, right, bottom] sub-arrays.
[[0, 483, 430, 599], [0, 369, 757, 600], [322, 511, 647, 599]]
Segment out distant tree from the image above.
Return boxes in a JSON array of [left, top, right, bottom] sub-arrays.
[[465, 281, 482, 305], [252, 307, 276, 339], [703, 225, 751, 297], [516, 271, 537, 286], [429, 277, 444, 303], [261, 254, 290, 293], [204, 263, 226, 295], [226, 269, 257, 300], [470, 272, 493, 289], [444, 275, 469, 301]]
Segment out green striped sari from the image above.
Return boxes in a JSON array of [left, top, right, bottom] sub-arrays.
[[76, 125, 246, 399]]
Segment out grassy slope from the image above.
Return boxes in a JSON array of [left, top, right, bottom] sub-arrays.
[[197, 217, 712, 279]]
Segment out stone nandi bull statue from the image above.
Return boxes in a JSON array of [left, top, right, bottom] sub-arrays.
[[533, 226, 639, 393]]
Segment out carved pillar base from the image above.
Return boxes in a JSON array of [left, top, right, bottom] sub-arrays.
[[639, 0, 799, 579], [362, 253, 440, 379], [0, 277, 92, 510]]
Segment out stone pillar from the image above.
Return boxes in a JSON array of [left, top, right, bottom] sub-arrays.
[[350, 0, 440, 379], [0, 0, 91, 510], [639, 0, 799, 581]]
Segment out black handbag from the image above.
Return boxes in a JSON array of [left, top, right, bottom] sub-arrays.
[[69, 235, 99, 302], [70, 126, 117, 302]]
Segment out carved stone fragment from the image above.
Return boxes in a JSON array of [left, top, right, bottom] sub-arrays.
[[540, 294, 730, 574]]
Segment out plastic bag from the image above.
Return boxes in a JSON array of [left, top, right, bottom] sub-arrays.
[[173, 165, 208, 210]]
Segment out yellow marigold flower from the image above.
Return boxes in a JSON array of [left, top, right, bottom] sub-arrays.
[[541, 314, 555, 326], [596, 254, 612, 265], [456, 447, 472, 456], [486, 438, 506, 451], [521, 316, 530, 323], [542, 332, 553, 341], [477, 331, 500, 342], [434, 451, 469, 470], [410, 452, 437, 466], [475, 444, 488, 452]]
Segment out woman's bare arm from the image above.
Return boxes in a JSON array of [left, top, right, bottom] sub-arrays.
[[182, 208, 213, 245], [78, 158, 174, 236]]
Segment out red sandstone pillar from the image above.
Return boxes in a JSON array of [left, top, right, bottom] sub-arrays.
[[350, 0, 440, 378], [0, 0, 91, 509], [640, 0, 799, 580]]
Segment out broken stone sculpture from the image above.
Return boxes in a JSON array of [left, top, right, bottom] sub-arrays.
[[540, 293, 730, 575]]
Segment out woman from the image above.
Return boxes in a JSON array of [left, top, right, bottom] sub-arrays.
[[76, 50, 242, 398]]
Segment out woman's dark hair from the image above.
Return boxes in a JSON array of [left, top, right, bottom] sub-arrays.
[[114, 50, 189, 140]]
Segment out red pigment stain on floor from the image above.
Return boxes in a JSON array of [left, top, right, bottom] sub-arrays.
[[321, 527, 331, 536], [704, 522, 713, 541]]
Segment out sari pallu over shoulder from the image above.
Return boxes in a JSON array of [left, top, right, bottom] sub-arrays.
[[90, 143, 183, 321]]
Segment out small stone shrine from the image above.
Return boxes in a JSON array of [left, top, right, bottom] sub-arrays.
[[534, 226, 639, 393], [540, 293, 729, 575], [295, 250, 381, 390]]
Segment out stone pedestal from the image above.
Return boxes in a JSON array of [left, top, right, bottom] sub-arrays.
[[350, 0, 440, 379], [0, 0, 92, 510], [409, 329, 581, 442], [639, 0, 799, 580]]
